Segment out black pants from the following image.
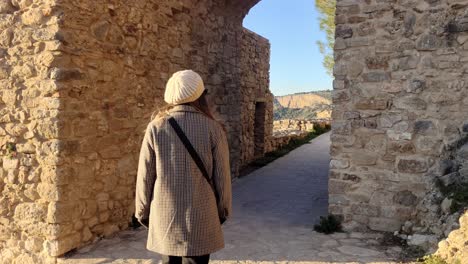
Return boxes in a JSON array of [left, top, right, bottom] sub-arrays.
[[161, 255, 210, 264]]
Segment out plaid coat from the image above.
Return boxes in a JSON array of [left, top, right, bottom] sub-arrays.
[[135, 105, 232, 256]]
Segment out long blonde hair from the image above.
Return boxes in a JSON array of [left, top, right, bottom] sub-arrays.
[[151, 104, 176, 121], [150, 92, 226, 132]]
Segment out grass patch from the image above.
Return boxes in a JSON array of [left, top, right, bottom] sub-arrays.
[[4, 142, 17, 158], [448, 183, 468, 213], [400, 245, 427, 261], [313, 214, 343, 234], [417, 255, 451, 264]]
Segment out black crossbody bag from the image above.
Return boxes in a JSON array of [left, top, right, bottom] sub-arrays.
[[168, 117, 226, 224]]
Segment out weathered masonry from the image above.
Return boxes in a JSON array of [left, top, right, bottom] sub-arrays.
[[0, 1, 271, 263], [1, 0, 468, 263], [329, 0, 468, 254]]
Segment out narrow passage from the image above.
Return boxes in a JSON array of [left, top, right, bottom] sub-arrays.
[[60, 132, 402, 264]]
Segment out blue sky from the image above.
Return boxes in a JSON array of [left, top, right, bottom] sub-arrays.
[[243, 0, 333, 96]]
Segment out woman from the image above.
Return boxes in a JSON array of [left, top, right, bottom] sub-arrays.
[[135, 70, 232, 264]]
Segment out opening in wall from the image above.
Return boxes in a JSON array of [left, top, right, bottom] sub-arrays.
[[254, 101, 266, 157]]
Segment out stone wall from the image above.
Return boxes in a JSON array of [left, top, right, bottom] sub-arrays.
[[239, 28, 273, 164], [46, 0, 270, 258], [273, 119, 331, 133], [6, 0, 468, 262], [1, 0, 272, 262], [266, 131, 309, 154], [0, 0, 62, 263], [266, 120, 331, 153], [330, 0, 468, 236]]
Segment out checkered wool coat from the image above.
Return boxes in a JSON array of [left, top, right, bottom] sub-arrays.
[[135, 105, 232, 256]]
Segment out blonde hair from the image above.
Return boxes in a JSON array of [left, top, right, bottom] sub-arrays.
[[151, 104, 175, 121], [148, 94, 227, 133]]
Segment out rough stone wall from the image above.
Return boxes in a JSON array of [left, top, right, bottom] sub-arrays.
[[274, 119, 324, 132], [429, 139, 468, 259], [0, 0, 63, 263], [266, 131, 310, 154], [267, 120, 331, 153], [0, 0, 273, 261], [46, 0, 253, 258], [436, 211, 468, 263], [330, 0, 468, 234], [239, 28, 273, 164]]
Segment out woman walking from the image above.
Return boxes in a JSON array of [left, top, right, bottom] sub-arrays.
[[135, 70, 232, 264]]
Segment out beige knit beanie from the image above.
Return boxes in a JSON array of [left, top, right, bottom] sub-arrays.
[[164, 70, 205, 105]]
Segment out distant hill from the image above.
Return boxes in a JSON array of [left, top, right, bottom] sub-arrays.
[[274, 90, 332, 121]]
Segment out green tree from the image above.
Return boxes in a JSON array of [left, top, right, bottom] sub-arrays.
[[315, 0, 336, 76]]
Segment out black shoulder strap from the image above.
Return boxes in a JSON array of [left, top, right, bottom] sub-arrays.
[[168, 117, 220, 204]]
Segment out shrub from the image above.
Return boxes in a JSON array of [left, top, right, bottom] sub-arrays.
[[419, 255, 448, 264], [314, 214, 342, 234], [4, 142, 17, 158]]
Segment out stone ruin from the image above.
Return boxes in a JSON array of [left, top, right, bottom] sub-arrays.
[[0, 0, 272, 262], [267, 119, 331, 153], [0, 0, 468, 263], [330, 0, 468, 260]]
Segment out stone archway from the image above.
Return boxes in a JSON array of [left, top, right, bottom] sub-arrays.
[[1, 0, 468, 263]]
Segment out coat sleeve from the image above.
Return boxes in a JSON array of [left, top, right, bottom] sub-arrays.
[[212, 125, 232, 220], [135, 124, 157, 224]]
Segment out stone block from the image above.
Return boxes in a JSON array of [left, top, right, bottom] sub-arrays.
[[334, 38, 346, 50], [37, 183, 60, 201], [329, 194, 350, 205], [387, 130, 413, 140], [413, 120, 435, 135], [0, 1, 15, 14], [441, 198, 453, 214], [44, 233, 81, 257], [355, 98, 388, 110], [350, 152, 377, 166], [448, 19, 468, 33], [393, 190, 418, 207], [457, 143, 468, 160], [49, 68, 83, 81], [387, 141, 415, 155], [47, 202, 77, 224], [336, 25, 353, 39], [21, 8, 44, 25], [416, 34, 442, 51], [408, 234, 438, 251], [347, 61, 364, 77], [14, 203, 46, 225], [82, 226, 93, 242], [2, 157, 19, 169], [25, 238, 43, 253], [362, 72, 390, 82], [351, 204, 379, 217], [332, 90, 350, 102], [366, 56, 389, 70], [406, 79, 426, 93], [380, 206, 413, 219], [346, 37, 371, 47], [369, 217, 402, 232], [330, 159, 350, 169], [369, 192, 395, 206], [329, 179, 353, 194], [0, 28, 13, 48]]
